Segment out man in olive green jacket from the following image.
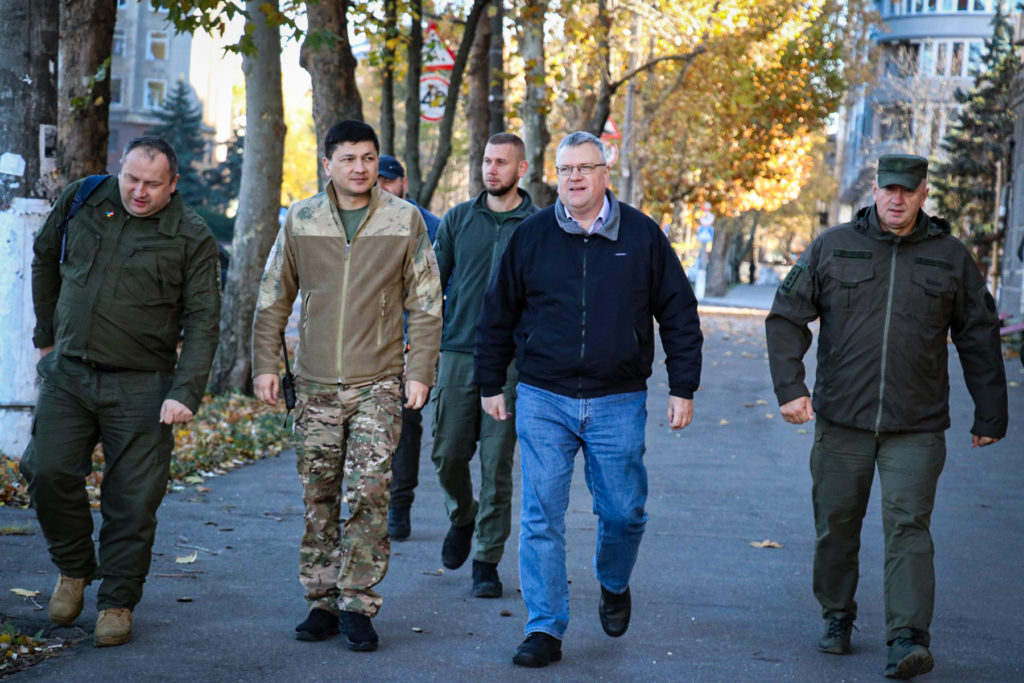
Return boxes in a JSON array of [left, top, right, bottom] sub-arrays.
[[766, 154, 1007, 680], [252, 120, 442, 652], [429, 133, 536, 599], [22, 136, 222, 647]]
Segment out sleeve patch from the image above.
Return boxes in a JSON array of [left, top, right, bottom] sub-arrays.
[[780, 263, 806, 294]]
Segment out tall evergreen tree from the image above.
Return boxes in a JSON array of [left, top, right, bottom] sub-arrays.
[[202, 127, 245, 214], [931, 6, 1018, 273], [146, 79, 207, 207]]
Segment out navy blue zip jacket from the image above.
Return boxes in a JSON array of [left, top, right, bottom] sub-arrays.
[[474, 190, 702, 399]]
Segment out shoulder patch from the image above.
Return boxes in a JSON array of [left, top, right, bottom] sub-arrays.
[[780, 263, 806, 294]]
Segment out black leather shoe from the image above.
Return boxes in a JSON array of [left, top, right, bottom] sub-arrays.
[[339, 611, 379, 652], [512, 632, 562, 667], [471, 560, 502, 598], [441, 520, 475, 570], [388, 506, 411, 541], [294, 608, 339, 641], [599, 585, 631, 637]]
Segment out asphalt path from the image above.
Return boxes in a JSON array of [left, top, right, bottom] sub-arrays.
[[2, 296, 1022, 682]]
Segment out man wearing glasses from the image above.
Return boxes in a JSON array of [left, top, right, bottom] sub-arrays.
[[475, 131, 703, 667]]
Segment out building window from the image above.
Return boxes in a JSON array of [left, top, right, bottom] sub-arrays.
[[950, 41, 965, 76], [117, 0, 127, 7], [145, 80, 167, 109], [108, 129, 120, 155], [147, 31, 169, 61], [110, 78, 123, 106], [967, 41, 985, 75], [112, 29, 125, 57]]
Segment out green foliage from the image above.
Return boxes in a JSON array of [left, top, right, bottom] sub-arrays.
[[68, 57, 112, 111], [0, 623, 59, 676], [195, 206, 235, 243], [150, 1, 305, 55], [931, 7, 1018, 243], [146, 80, 208, 207]]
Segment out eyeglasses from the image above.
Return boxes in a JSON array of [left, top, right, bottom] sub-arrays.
[[555, 163, 606, 177]]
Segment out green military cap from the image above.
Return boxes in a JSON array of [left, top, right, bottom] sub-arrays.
[[877, 154, 928, 190]]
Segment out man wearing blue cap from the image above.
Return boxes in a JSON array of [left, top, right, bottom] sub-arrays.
[[376, 154, 441, 541], [765, 154, 1008, 679]]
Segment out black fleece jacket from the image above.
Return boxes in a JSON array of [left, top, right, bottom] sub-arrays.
[[474, 191, 703, 399]]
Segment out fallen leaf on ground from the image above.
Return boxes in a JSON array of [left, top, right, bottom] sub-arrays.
[[422, 569, 444, 576], [177, 596, 194, 602], [1009, 381, 1020, 387], [796, 428, 809, 434], [196, 486, 211, 493], [500, 610, 513, 617], [175, 550, 199, 564], [719, 419, 729, 425], [749, 539, 784, 549], [411, 627, 425, 633], [764, 413, 775, 419], [10, 588, 40, 597], [756, 399, 768, 405]]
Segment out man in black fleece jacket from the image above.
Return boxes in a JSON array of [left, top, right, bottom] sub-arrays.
[[475, 131, 703, 668]]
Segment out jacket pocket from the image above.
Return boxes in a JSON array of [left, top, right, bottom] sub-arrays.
[[59, 224, 102, 288], [909, 267, 956, 323], [117, 240, 185, 304], [826, 259, 874, 309], [377, 290, 388, 346]]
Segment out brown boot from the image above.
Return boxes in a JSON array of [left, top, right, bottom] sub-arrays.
[[94, 608, 132, 647], [49, 575, 89, 625]]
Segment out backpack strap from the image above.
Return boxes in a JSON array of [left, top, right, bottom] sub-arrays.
[[59, 174, 109, 264]]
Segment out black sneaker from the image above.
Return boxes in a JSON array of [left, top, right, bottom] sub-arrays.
[[884, 636, 934, 679], [339, 611, 379, 652], [294, 608, 339, 641], [818, 615, 855, 655], [471, 560, 502, 598], [441, 520, 475, 570], [388, 506, 411, 541], [598, 585, 631, 637], [512, 632, 562, 667]]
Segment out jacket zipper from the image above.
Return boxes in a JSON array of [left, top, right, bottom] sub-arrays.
[[578, 236, 589, 396], [337, 239, 351, 380], [874, 240, 899, 435]]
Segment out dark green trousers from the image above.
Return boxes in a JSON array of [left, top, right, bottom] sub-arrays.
[[429, 351, 517, 564], [20, 354, 174, 611], [810, 416, 946, 646]]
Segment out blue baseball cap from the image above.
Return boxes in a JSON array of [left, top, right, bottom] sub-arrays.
[[378, 154, 405, 180]]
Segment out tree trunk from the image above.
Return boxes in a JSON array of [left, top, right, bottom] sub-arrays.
[[301, 0, 362, 188], [404, 0, 424, 199], [0, 0, 59, 455], [0, 0, 60, 206], [617, 14, 641, 206], [416, 0, 488, 207], [466, 1, 493, 198], [705, 220, 732, 298], [519, 0, 555, 208], [488, 1, 505, 136], [585, 0, 613, 139], [57, 0, 116, 183], [209, 1, 286, 394], [380, 0, 398, 156]]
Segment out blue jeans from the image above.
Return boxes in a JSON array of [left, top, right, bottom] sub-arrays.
[[515, 382, 649, 639]]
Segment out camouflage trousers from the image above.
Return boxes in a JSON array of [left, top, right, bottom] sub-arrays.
[[294, 376, 402, 617]]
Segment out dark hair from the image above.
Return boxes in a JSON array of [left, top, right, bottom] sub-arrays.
[[324, 120, 380, 159], [487, 132, 526, 160], [121, 136, 179, 177]]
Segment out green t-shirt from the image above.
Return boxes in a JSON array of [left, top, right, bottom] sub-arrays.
[[487, 207, 520, 224], [333, 203, 369, 242]]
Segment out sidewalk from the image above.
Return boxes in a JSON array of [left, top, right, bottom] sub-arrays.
[[2, 313, 1022, 681]]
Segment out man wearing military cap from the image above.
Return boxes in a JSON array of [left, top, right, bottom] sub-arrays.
[[765, 154, 1007, 678]]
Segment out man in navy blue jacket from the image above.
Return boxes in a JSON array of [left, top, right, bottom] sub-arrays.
[[475, 131, 703, 668]]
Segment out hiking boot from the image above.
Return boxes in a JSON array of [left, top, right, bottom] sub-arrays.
[[598, 585, 631, 637], [471, 560, 502, 598], [94, 608, 132, 647], [49, 575, 89, 625], [884, 636, 934, 679], [294, 607, 340, 641], [339, 611, 379, 652], [818, 615, 855, 655], [388, 506, 411, 541], [513, 632, 563, 667], [441, 520, 474, 570]]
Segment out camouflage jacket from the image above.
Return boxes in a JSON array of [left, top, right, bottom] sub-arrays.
[[252, 183, 442, 387]]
